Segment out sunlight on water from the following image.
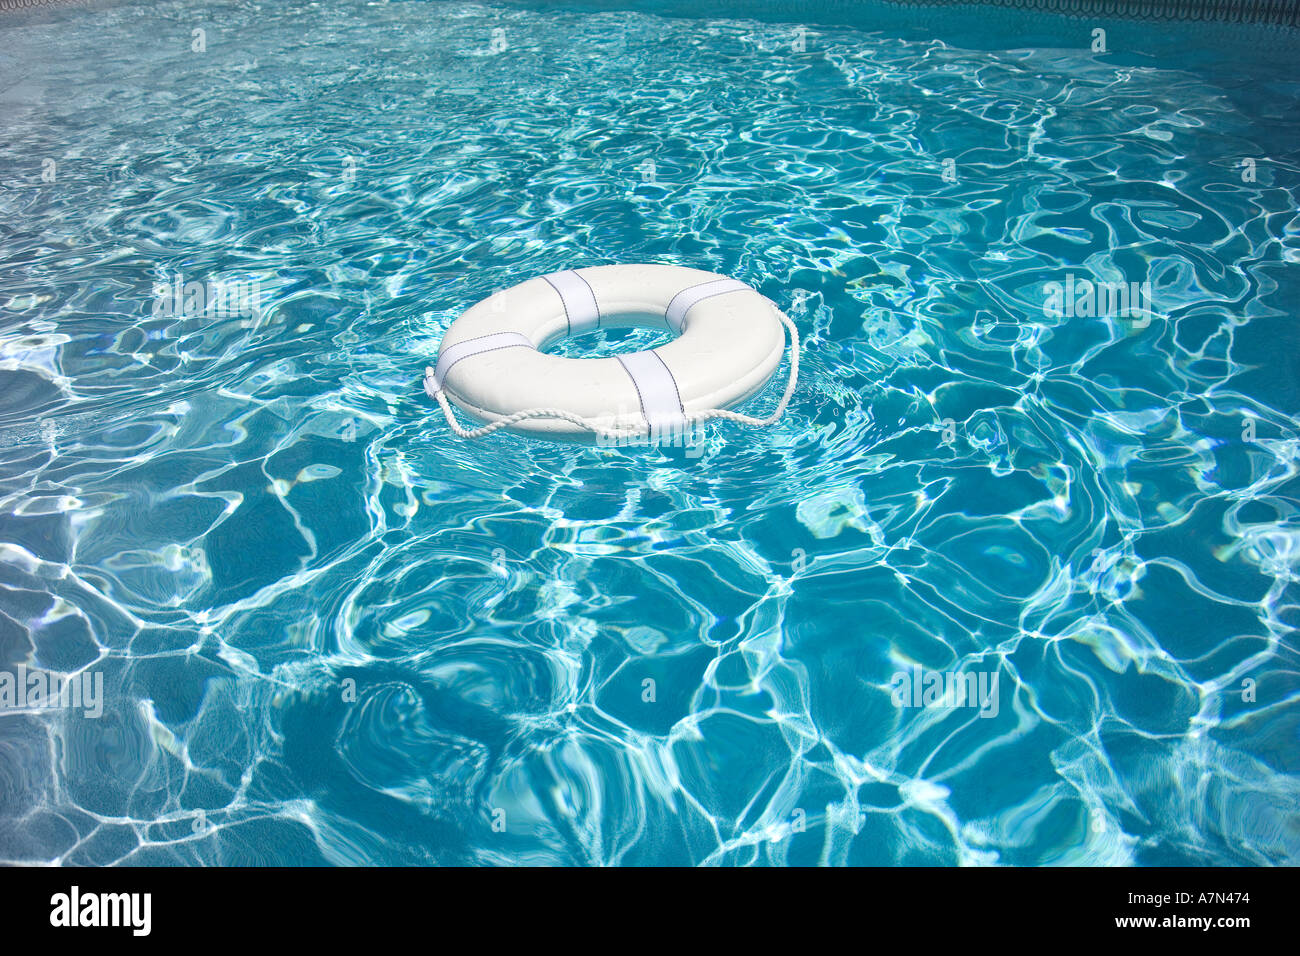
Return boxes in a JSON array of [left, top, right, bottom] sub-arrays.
[[0, 0, 1297, 865]]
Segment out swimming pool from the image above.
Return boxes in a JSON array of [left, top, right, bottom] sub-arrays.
[[0, 0, 1297, 866]]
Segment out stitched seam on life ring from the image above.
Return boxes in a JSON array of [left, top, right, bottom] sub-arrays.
[[574, 270, 601, 330], [666, 285, 747, 333], [445, 331, 534, 349], [664, 287, 691, 330], [440, 344, 532, 385], [649, 351, 684, 413], [543, 274, 573, 336], [615, 355, 649, 421]]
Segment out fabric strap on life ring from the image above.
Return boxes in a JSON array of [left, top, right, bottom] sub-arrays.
[[431, 331, 533, 391], [615, 351, 687, 433], [544, 270, 601, 335], [664, 277, 749, 334]]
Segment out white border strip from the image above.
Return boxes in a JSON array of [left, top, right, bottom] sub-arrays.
[[543, 270, 601, 335], [431, 331, 534, 392], [664, 278, 749, 333], [616, 351, 687, 435]]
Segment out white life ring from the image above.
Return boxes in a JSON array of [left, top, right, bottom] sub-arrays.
[[423, 264, 798, 442]]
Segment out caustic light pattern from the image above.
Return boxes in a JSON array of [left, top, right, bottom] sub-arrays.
[[0, 1, 1297, 865]]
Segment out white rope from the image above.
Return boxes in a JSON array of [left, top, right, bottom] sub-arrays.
[[426, 305, 800, 441]]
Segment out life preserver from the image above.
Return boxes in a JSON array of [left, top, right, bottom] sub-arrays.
[[423, 264, 797, 441]]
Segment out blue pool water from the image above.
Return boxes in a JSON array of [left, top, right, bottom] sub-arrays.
[[1, 0, 1298, 865]]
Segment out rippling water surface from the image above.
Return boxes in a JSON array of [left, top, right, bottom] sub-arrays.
[[1, 0, 1298, 865]]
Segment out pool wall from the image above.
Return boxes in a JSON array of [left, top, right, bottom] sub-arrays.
[[521, 0, 1300, 24], [499, 0, 1300, 62]]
